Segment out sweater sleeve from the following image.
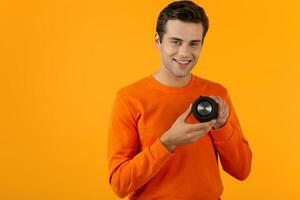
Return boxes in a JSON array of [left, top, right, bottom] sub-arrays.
[[209, 89, 252, 181], [107, 92, 174, 198]]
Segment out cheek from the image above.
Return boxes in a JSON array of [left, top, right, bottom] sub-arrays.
[[192, 47, 202, 55], [190, 49, 202, 61], [162, 45, 177, 57]]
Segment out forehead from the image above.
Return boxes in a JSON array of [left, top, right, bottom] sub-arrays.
[[164, 20, 204, 41]]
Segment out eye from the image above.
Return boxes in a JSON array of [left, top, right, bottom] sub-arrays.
[[190, 43, 200, 47], [171, 41, 181, 45]]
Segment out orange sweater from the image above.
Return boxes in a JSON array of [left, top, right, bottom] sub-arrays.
[[108, 73, 252, 200]]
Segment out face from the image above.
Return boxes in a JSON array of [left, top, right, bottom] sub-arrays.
[[155, 20, 204, 78]]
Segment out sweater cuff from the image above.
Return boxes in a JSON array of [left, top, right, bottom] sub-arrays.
[[149, 138, 174, 165], [210, 120, 234, 142]]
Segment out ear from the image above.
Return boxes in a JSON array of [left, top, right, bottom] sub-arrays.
[[155, 32, 161, 48]]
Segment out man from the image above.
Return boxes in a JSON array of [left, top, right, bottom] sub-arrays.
[[108, 1, 252, 199]]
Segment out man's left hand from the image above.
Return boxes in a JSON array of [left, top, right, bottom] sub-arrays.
[[209, 96, 230, 129]]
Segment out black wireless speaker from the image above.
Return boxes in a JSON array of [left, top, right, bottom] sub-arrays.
[[192, 96, 219, 122]]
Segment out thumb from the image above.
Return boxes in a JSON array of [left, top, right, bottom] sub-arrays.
[[180, 103, 192, 121]]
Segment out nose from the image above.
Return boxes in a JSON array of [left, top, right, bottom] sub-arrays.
[[178, 43, 191, 57]]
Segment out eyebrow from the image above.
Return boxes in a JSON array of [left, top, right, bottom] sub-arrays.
[[169, 37, 202, 43]]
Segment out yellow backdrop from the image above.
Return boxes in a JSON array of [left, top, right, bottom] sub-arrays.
[[0, 0, 299, 199]]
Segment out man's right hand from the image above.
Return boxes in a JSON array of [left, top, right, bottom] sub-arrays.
[[160, 103, 217, 152]]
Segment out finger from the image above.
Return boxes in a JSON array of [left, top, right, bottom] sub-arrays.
[[209, 96, 220, 104], [224, 102, 230, 120], [186, 119, 216, 132], [218, 98, 225, 119], [216, 96, 223, 108], [210, 96, 228, 120], [180, 103, 192, 121], [218, 97, 227, 119], [220, 98, 229, 120], [210, 96, 222, 116]]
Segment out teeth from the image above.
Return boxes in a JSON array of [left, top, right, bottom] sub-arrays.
[[176, 60, 190, 64]]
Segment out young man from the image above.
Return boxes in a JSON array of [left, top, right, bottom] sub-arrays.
[[108, 1, 252, 199]]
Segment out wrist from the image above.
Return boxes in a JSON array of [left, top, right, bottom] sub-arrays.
[[160, 132, 176, 152]]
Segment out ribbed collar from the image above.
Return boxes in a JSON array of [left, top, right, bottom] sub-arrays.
[[146, 73, 197, 93]]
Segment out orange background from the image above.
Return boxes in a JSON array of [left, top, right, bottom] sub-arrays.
[[0, 0, 299, 199]]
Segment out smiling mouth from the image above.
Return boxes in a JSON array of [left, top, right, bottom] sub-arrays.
[[173, 58, 192, 65]]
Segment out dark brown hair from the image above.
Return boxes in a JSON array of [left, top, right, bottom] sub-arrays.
[[156, 1, 209, 44]]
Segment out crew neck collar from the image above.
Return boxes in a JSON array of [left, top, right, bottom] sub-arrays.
[[146, 73, 197, 93]]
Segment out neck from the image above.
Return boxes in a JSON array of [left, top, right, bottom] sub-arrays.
[[152, 69, 192, 88]]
